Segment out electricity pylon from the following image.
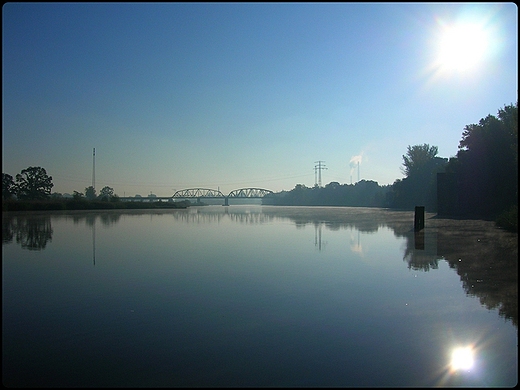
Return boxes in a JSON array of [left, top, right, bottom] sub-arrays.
[[314, 160, 327, 187]]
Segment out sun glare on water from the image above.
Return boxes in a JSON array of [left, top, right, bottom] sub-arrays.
[[450, 346, 475, 371]]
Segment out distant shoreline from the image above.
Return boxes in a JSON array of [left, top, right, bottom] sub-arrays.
[[2, 199, 189, 212]]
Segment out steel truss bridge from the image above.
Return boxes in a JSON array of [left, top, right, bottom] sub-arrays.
[[173, 188, 274, 206], [120, 187, 274, 206]]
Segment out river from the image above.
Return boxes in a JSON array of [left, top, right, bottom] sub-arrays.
[[2, 206, 517, 387]]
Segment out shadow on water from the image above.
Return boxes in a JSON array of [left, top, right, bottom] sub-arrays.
[[2, 207, 517, 327]]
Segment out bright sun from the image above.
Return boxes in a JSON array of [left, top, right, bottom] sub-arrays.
[[436, 22, 490, 72]]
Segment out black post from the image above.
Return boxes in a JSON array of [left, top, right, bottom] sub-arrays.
[[414, 206, 425, 232], [414, 231, 425, 250]]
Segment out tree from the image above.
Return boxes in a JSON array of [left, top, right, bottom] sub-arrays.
[[2, 173, 15, 200], [443, 101, 518, 218], [401, 144, 440, 177], [389, 144, 447, 211], [15, 167, 54, 200], [99, 186, 115, 201], [72, 190, 84, 200], [85, 186, 96, 200]]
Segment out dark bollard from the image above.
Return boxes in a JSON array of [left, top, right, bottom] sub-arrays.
[[414, 231, 425, 250], [414, 206, 425, 232]]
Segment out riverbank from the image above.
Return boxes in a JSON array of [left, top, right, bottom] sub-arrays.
[[2, 199, 189, 212]]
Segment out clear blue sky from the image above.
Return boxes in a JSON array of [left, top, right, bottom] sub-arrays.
[[2, 2, 517, 196]]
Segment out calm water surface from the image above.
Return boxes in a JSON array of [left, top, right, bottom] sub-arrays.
[[2, 206, 517, 387]]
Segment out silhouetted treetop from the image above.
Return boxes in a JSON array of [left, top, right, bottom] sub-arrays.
[[15, 166, 53, 200], [401, 144, 440, 178]]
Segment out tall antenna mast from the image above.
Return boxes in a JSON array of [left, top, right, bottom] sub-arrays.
[[357, 161, 360, 182], [314, 160, 327, 187], [92, 148, 96, 189]]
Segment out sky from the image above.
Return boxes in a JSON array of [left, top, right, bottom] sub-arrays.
[[2, 3, 518, 197]]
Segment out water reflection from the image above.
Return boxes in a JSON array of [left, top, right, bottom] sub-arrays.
[[2, 214, 53, 250], [350, 230, 363, 254], [2, 207, 517, 327], [70, 211, 122, 226], [92, 218, 96, 266], [434, 220, 518, 327], [2, 207, 517, 387], [398, 229, 440, 271], [393, 216, 517, 327], [314, 224, 327, 251], [173, 207, 276, 225]]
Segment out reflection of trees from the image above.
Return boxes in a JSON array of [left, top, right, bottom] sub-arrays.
[[99, 213, 122, 226], [2, 211, 125, 251], [226, 212, 275, 225], [433, 220, 518, 328], [2, 214, 53, 250], [393, 216, 517, 327], [396, 230, 441, 271], [168, 206, 417, 233], [170, 209, 277, 225], [2, 217, 15, 244], [71, 212, 121, 226], [258, 207, 517, 328], [261, 207, 409, 233], [3, 207, 515, 327], [171, 210, 226, 224]]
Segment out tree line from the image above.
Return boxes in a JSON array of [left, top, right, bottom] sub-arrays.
[[263, 180, 390, 207], [3, 101, 517, 230], [2, 169, 188, 211], [266, 101, 517, 230], [389, 101, 517, 230], [2, 167, 119, 202]]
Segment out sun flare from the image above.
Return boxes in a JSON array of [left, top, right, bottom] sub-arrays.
[[436, 22, 490, 72]]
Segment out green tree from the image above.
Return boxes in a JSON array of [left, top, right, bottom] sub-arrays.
[[389, 144, 447, 211], [72, 190, 84, 200], [2, 173, 15, 200], [85, 186, 96, 200], [444, 101, 518, 218], [401, 144, 440, 177], [15, 167, 54, 200], [99, 186, 115, 201]]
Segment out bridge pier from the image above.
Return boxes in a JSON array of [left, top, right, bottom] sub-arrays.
[[224, 196, 229, 206]]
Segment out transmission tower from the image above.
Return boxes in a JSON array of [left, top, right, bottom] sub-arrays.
[[314, 160, 327, 187], [92, 148, 96, 190]]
